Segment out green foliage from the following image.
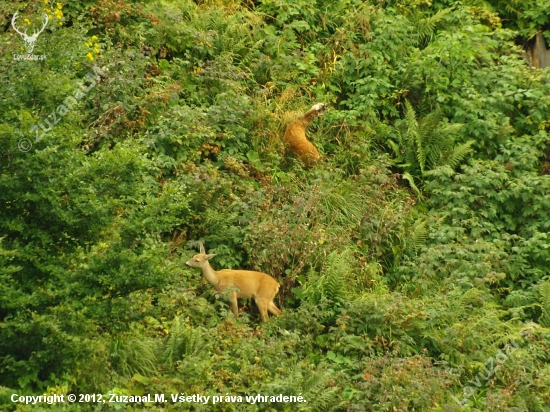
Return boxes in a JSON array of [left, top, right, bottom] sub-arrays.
[[110, 336, 158, 378], [388, 100, 473, 183], [301, 249, 354, 306], [540, 282, 550, 328], [163, 316, 208, 365], [265, 363, 343, 412], [486, 0, 550, 41], [2, 0, 550, 410], [424, 159, 550, 288], [350, 355, 456, 411]]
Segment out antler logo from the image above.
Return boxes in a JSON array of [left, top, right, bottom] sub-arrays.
[[11, 12, 48, 54]]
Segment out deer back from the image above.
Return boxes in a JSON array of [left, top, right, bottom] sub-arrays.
[[215, 269, 280, 299]]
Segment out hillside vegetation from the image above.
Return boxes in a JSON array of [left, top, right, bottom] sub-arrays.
[[1, 0, 550, 410]]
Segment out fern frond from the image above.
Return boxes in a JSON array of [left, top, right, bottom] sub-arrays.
[[164, 316, 206, 365], [302, 250, 354, 304], [266, 363, 343, 411], [418, 109, 443, 139], [402, 172, 422, 198], [416, 8, 453, 38], [403, 146, 418, 173], [426, 143, 443, 170], [409, 219, 428, 254], [415, 131, 426, 175], [301, 369, 330, 394], [439, 123, 463, 137], [387, 139, 402, 160], [308, 388, 340, 412], [402, 101, 425, 173], [445, 140, 474, 169], [391, 103, 469, 181], [539, 281, 550, 327], [404, 100, 418, 141]]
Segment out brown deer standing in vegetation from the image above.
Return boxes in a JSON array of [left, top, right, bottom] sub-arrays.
[[283, 103, 327, 165], [186, 244, 282, 322]]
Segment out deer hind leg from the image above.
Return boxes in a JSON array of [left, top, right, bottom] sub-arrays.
[[268, 301, 282, 316], [254, 297, 270, 322], [229, 292, 239, 317]]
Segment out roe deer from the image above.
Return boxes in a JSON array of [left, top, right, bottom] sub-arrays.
[[283, 103, 327, 165], [186, 244, 282, 322]]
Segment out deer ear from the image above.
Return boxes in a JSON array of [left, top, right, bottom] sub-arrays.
[[205, 254, 216, 260], [199, 242, 205, 254]]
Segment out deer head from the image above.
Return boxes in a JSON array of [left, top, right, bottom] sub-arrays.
[[186, 243, 216, 270], [12, 12, 49, 54], [311, 103, 328, 115]]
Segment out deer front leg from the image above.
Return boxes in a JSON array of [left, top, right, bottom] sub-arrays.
[[229, 292, 239, 317]]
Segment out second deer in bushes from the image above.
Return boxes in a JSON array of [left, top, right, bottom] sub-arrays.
[[186, 244, 282, 322], [284, 103, 327, 165]]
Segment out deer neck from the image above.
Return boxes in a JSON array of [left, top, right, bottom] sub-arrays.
[[300, 108, 319, 125], [200, 261, 220, 287]]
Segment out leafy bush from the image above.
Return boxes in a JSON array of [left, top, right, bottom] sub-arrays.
[[2, 0, 550, 410]]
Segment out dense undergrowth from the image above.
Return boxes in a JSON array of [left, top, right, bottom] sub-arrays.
[[1, 0, 550, 410]]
